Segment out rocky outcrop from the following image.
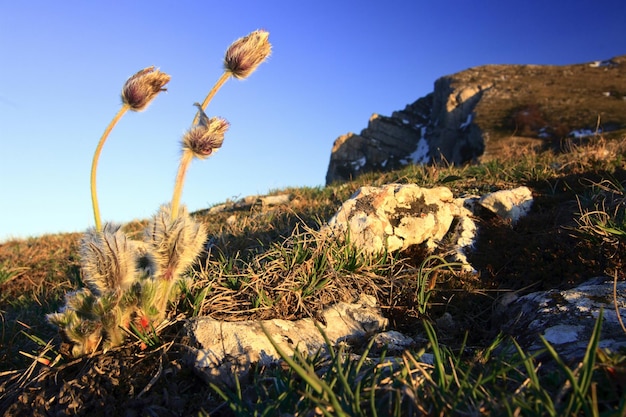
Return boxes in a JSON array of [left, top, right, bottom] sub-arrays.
[[325, 55, 626, 185], [325, 95, 432, 185]]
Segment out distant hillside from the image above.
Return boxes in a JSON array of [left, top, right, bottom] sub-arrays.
[[326, 55, 626, 184]]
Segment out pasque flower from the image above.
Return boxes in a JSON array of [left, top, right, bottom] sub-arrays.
[[91, 67, 171, 232], [121, 66, 171, 111], [50, 30, 270, 357], [79, 223, 138, 297], [172, 31, 270, 218], [170, 104, 230, 218], [194, 30, 271, 120], [144, 204, 207, 315], [224, 29, 272, 79], [182, 104, 229, 159]]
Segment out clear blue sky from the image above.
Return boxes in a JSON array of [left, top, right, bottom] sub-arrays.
[[1, 0, 624, 241]]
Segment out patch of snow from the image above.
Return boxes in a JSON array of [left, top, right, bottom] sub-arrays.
[[538, 127, 550, 139], [381, 159, 387, 168], [402, 119, 410, 125], [589, 59, 617, 68], [351, 157, 367, 170], [459, 114, 473, 129], [450, 214, 477, 272], [410, 137, 430, 165], [569, 129, 599, 139]]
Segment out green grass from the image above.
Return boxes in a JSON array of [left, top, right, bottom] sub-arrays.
[[2, 134, 626, 415], [203, 315, 625, 416]]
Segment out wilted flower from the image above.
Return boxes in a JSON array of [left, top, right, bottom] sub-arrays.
[[224, 29, 271, 79], [182, 104, 229, 159], [121, 66, 171, 111]]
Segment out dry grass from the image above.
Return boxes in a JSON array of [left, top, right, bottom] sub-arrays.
[[462, 55, 626, 152], [1, 134, 626, 415]]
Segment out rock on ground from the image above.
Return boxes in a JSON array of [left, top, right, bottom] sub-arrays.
[[498, 277, 626, 363], [186, 294, 387, 386]]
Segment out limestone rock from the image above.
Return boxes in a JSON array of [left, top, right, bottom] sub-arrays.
[[372, 330, 415, 353], [499, 277, 626, 363], [185, 294, 387, 386], [324, 184, 477, 270], [207, 193, 291, 214], [478, 186, 533, 224], [327, 184, 453, 253]]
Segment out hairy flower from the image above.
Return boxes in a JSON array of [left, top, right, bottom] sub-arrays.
[[224, 29, 271, 79], [80, 224, 140, 297], [48, 307, 103, 356], [182, 104, 229, 159], [121, 66, 171, 111], [144, 204, 207, 282]]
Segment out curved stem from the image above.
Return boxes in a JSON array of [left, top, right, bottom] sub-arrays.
[[90, 104, 130, 232], [193, 72, 231, 125], [170, 150, 194, 220]]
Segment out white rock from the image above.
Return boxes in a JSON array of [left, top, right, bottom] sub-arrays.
[[259, 194, 291, 206], [186, 294, 387, 386], [543, 324, 585, 345], [478, 186, 533, 223], [325, 184, 478, 271], [326, 184, 456, 253]]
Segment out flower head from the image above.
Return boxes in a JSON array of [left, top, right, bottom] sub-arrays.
[[145, 204, 207, 282], [79, 224, 139, 297], [182, 104, 229, 159], [121, 66, 171, 111], [224, 30, 271, 79]]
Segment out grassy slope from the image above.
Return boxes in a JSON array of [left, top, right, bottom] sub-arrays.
[[1, 135, 626, 415]]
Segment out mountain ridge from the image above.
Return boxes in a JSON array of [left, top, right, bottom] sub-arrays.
[[326, 55, 626, 185]]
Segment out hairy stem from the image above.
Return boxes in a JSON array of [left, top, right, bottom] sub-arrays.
[[193, 72, 231, 125], [170, 150, 194, 220], [91, 104, 130, 232]]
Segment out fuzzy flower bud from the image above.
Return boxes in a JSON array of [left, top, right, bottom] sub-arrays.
[[121, 66, 171, 111], [182, 104, 229, 159], [224, 29, 271, 79]]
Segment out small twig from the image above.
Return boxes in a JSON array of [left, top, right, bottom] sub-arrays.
[[137, 355, 163, 398]]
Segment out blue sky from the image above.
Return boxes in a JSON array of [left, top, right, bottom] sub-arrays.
[[1, 0, 624, 241]]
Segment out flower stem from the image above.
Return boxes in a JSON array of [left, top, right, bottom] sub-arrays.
[[172, 72, 231, 220], [90, 104, 130, 232], [170, 149, 194, 220], [193, 72, 231, 124]]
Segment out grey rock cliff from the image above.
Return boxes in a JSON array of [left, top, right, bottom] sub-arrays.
[[325, 95, 432, 185]]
